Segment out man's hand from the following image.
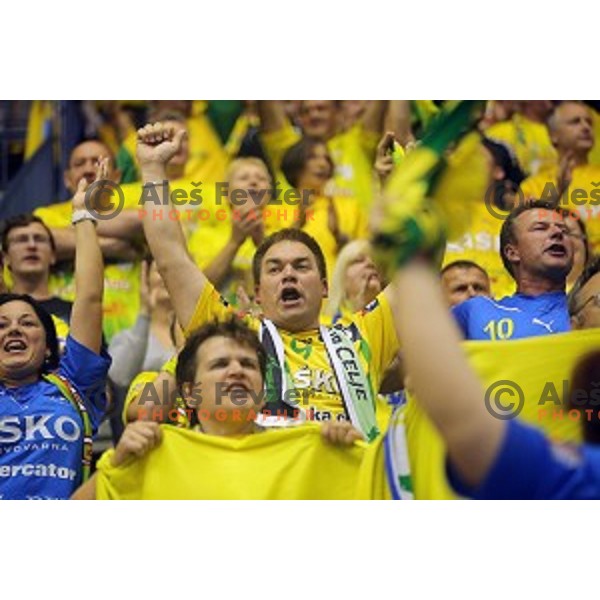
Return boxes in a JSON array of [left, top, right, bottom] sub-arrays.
[[136, 122, 187, 170], [72, 156, 109, 213], [231, 204, 265, 246], [374, 131, 397, 186], [111, 421, 163, 467], [321, 421, 364, 447]]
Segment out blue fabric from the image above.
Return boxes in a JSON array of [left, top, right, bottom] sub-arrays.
[[0, 336, 110, 500], [448, 419, 600, 500], [451, 292, 570, 340]]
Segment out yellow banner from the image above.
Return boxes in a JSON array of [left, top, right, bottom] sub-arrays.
[[96, 424, 391, 500], [406, 329, 600, 499]]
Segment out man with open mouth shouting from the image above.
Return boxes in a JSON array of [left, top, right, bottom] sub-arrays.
[[452, 200, 575, 340], [133, 122, 399, 442]]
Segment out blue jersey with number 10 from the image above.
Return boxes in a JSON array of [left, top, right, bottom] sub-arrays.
[[451, 292, 570, 341]]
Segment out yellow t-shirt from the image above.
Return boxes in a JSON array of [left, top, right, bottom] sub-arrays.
[[487, 114, 557, 176], [261, 122, 379, 207], [185, 283, 399, 422], [520, 164, 600, 253], [34, 202, 141, 342], [443, 203, 515, 299]]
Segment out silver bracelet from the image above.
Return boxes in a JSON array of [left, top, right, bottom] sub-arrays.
[[72, 209, 98, 226]]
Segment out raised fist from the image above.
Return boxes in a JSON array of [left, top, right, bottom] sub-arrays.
[[136, 122, 187, 169]]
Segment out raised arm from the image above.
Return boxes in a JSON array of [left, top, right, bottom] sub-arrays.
[[68, 160, 107, 354], [256, 101, 289, 133], [385, 101, 415, 147], [204, 205, 264, 290], [136, 123, 207, 330], [390, 261, 505, 488], [373, 170, 504, 488], [361, 100, 388, 136], [50, 210, 143, 262]]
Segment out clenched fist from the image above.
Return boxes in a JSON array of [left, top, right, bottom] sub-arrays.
[[136, 122, 187, 171]]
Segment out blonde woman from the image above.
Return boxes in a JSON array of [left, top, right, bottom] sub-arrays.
[[324, 239, 383, 323]]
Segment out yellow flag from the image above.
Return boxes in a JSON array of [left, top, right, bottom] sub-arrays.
[[406, 329, 600, 499], [96, 424, 391, 500]]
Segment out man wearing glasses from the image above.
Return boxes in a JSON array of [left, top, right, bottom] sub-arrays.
[[1, 215, 72, 346]]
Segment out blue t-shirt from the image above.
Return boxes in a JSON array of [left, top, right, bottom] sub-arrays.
[[451, 292, 570, 341], [448, 419, 600, 499], [0, 336, 111, 500]]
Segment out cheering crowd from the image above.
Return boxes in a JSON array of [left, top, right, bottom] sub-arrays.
[[1, 100, 600, 499]]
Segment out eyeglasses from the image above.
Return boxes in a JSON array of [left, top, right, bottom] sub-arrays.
[[7, 234, 52, 247], [573, 292, 600, 315]]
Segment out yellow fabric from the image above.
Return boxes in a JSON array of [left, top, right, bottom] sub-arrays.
[[25, 101, 53, 160], [487, 114, 557, 176], [261, 122, 379, 207], [224, 113, 259, 159], [34, 202, 141, 342], [405, 329, 600, 500], [186, 283, 399, 421], [520, 164, 600, 253], [96, 424, 390, 499], [264, 194, 368, 280], [443, 202, 516, 299], [377, 131, 490, 280], [123, 370, 159, 424], [51, 315, 70, 355]]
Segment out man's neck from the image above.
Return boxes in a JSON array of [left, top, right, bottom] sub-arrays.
[[516, 273, 565, 296], [11, 276, 51, 300], [271, 319, 320, 334], [559, 149, 589, 169]]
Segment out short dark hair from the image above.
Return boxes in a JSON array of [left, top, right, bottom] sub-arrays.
[[175, 317, 266, 391], [67, 138, 115, 167], [0, 293, 59, 372], [252, 228, 328, 285], [1, 214, 56, 254], [499, 200, 570, 280], [440, 260, 489, 279], [280, 137, 334, 189], [568, 254, 600, 316]]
